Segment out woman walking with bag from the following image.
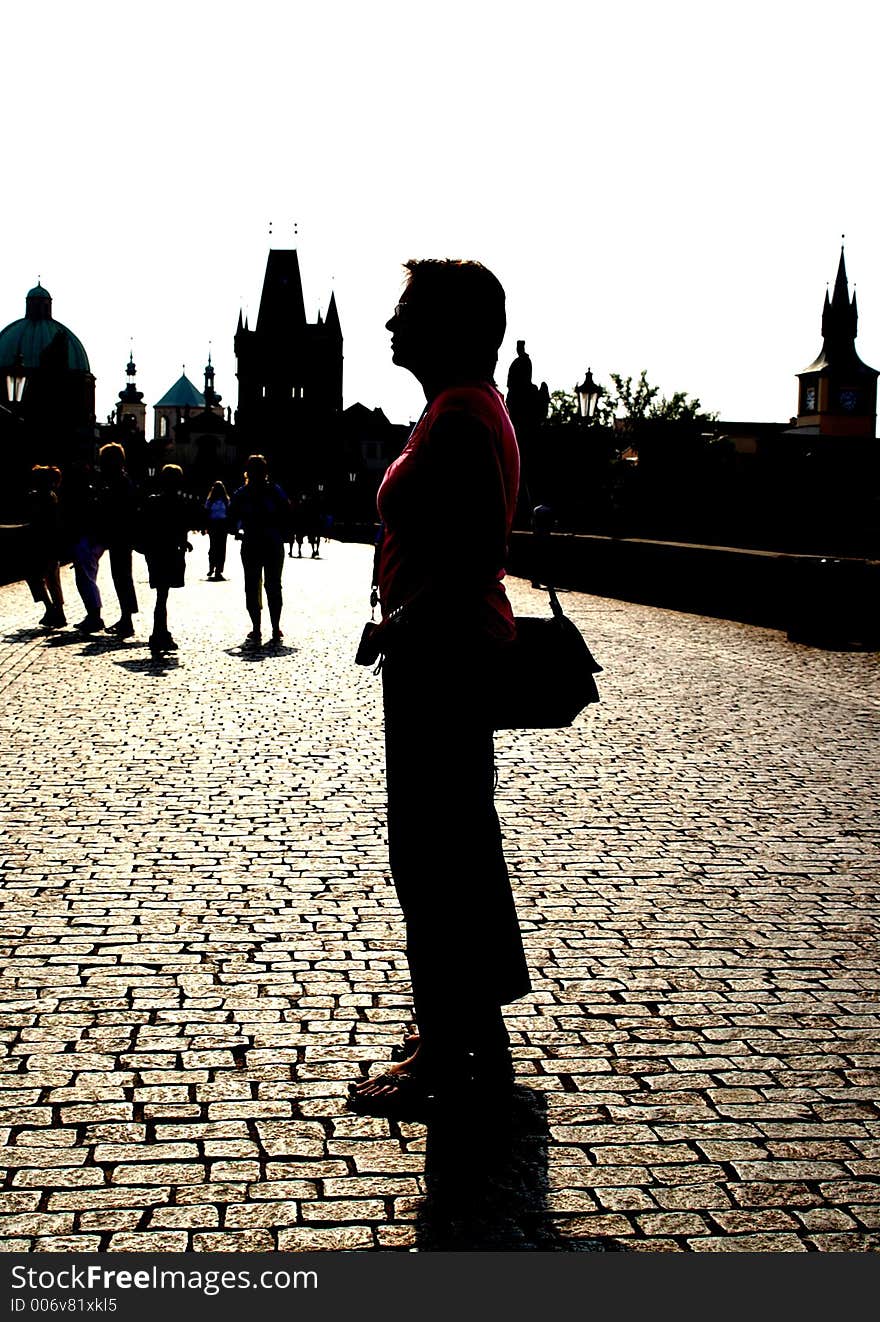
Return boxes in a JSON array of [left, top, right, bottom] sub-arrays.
[[350, 259, 530, 1115], [138, 464, 205, 657]]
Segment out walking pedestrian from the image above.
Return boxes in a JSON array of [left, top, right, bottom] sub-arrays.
[[227, 454, 291, 649], [97, 442, 139, 639], [306, 499, 323, 558], [350, 259, 529, 1115], [136, 465, 204, 657], [289, 496, 307, 558], [23, 465, 66, 629], [65, 461, 106, 633], [204, 481, 230, 580]]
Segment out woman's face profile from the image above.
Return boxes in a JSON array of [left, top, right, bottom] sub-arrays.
[[386, 285, 429, 373]]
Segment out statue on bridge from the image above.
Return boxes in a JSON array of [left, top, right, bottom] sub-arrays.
[[505, 340, 550, 520]]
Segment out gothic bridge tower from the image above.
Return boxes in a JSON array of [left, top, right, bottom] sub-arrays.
[[234, 248, 343, 495]]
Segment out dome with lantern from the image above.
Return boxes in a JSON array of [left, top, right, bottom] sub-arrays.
[[0, 284, 91, 377]]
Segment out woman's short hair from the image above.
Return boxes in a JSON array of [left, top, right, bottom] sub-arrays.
[[245, 454, 268, 481], [98, 441, 126, 467], [404, 258, 506, 376], [30, 464, 61, 492]]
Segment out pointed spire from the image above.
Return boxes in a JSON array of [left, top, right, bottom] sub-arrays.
[[255, 249, 307, 334], [811, 238, 867, 368], [203, 344, 220, 407], [325, 290, 341, 337], [237, 309, 243, 334], [118, 342, 144, 406], [831, 239, 849, 309]]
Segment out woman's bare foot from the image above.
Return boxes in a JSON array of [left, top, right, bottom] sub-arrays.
[[350, 1044, 421, 1100]]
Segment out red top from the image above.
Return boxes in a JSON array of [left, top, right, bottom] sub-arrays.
[[377, 382, 520, 642]]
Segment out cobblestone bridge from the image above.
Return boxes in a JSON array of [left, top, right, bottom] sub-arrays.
[[0, 537, 878, 1251]]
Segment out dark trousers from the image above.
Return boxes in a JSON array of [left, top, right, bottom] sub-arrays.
[[108, 544, 138, 617], [241, 541, 284, 622], [208, 527, 227, 574], [382, 635, 530, 1056]]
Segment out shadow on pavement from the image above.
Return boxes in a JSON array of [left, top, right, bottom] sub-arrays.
[[116, 656, 181, 674], [44, 632, 94, 648], [78, 638, 138, 656], [223, 645, 298, 663], [415, 1087, 621, 1252], [3, 627, 48, 643]]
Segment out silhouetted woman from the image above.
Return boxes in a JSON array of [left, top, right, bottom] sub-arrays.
[[138, 465, 204, 657], [228, 454, 291, 649], [351, 259, 530, 1113], [205, 481, 230, 580]]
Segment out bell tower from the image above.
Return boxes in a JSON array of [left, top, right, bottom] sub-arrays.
[[795, 243, 878, 438], [116, 350, 146, 437]]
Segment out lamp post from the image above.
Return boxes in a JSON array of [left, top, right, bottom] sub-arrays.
[[5, 351, 26, 406], [575, 367, 602, 422]]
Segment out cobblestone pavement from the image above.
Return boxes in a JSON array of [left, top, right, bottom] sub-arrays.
[[0, 536, 878, 1253]]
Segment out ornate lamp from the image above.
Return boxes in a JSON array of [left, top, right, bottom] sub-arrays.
[[575, 367, 602, 421], [5, 350, 26, 404]]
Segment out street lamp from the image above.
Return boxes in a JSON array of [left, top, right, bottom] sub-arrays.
[[575, 367, 602, 422], [5, 351, 26, 405]]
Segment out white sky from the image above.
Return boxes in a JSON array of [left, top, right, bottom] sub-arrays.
[[3, 0, 878, 432]]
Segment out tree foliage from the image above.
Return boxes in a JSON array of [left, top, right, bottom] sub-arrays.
[[543, 371, 714, 432], [601, 370, 712, 426], [545, 389, 578, 426]]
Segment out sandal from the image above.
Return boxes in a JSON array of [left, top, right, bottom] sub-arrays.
[[390, 1022, 420, 1062], [347, 1069, 433, 1117]]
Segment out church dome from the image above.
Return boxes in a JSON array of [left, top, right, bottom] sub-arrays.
[[0, 284, 91, 374]]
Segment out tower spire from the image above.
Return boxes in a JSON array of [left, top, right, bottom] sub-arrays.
[[203, 343, 220, 407], [831, 237, 849, 309]]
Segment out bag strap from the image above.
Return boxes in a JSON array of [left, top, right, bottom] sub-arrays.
[[367, 521, 437, 626], [369, 524, 383, 620], [518, 475, 564, 617], [547, 585, 564, 619]]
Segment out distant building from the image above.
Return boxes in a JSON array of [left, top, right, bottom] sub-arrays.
[[339, 402, 409, 521], [0, 283, 96, 466], [116, 352, 146, 438], [234, 249, 343, 496], [153, 369, 211, 447], [174, 355, 237, 488], [148, 361, 227, 478], [709, 246, 878, 459], [109, 352, 148, 480], [794, 245, 878, 438]]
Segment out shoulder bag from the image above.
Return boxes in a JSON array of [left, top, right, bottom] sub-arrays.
[[492, 584, 602, 729]]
